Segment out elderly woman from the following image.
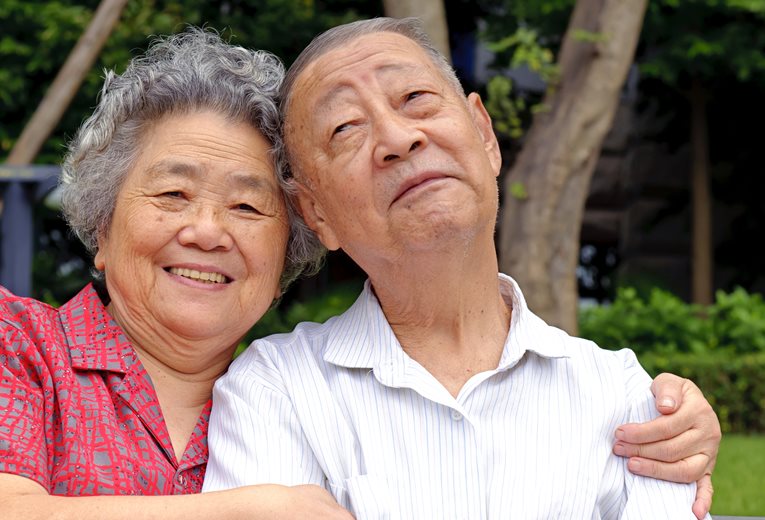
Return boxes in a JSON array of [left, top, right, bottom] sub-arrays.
[[0, 29, 350, 519]]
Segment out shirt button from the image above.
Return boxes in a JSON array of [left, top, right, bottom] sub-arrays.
[[451, 410, 463, 421], [176, 474, 188, 487]]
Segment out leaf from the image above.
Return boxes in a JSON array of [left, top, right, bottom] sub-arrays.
[[571, 29, 610, 43], [509, 181, 529, 200]]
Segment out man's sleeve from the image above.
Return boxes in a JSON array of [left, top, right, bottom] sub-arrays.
[[202, 343, 326, 491], [618, 350, 711, 520]]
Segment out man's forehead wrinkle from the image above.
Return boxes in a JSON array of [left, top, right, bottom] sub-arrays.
[[284, 32, 439, 149], [304, 63, 433, 116], [316, 85, 355, 117]]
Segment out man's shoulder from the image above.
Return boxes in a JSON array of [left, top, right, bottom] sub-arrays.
[[229, 286, 375, 376], [228, 315, 343, 374], [552, 323, 641, 370]]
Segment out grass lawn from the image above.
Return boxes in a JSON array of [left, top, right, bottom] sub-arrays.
[[710, 434, 765, 516]]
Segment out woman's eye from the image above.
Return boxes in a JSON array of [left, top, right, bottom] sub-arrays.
[[236, 202, 262, 214]]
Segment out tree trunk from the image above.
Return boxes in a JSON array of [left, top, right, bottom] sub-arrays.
[[498, 0, 648, 333], [382, 0, 450, 61], [690, 77, 713, 305], [6, 0, 128, 165]]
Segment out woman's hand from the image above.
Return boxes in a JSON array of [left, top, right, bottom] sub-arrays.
[[0, 474, 353, 520], [613, 373, 721, 520]]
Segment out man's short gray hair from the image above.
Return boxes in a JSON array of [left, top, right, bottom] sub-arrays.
[[279, 17, 464, 180], [60, 27, 324, 291]]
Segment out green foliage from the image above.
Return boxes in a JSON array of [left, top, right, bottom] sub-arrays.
[[580, 287, 709, 355], [485, 76, 524, 138], [570, 29, 609, 44], [0, 0, 377, 163], [0, 0, 196, 162], [478, 0, 573, 46], [710, 288, 765, 352], [641, 0, 765, 86], [580, 286, 765, 356], [483, 27, 558, 139], [485, 27, 557, 80], [580, 287, 765, 433], [639, 351, 765, 433], [508, 181, 529, 200], [235, 280, 363, 356]]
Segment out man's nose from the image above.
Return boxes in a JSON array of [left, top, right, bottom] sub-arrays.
[[372, 113, 427, 167], [176, 205, 234, 251]]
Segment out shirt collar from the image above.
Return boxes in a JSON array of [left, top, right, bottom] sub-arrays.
[[497, 273, 571, 369], [59, 284, 136, 373], [322, 279, 408, 370], [323, 274, 570, 371]]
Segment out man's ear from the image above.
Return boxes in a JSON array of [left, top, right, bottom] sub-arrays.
[[293, 180, 341, 251], [466, 92, 502, 178]]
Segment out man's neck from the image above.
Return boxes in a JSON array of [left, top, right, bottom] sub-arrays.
[[368, 243, 511, 398]]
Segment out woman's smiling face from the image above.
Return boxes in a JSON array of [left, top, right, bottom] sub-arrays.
[[95, 110, 289, 352]]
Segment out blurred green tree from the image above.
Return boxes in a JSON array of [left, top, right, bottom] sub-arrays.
[[481, 0, 648, 334], [637, 0, 765, 305], [482, 0, 765, 328]]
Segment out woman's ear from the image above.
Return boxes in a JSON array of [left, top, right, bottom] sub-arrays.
[[93, 235, 107, 271]]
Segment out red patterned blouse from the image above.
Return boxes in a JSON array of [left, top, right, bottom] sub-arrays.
[[0, 284, 209, 495]]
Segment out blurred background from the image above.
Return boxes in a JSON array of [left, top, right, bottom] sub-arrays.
[[1, 0, 763, 515]]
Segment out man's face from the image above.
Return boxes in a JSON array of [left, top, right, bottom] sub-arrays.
[[285, 31, 501, 271]]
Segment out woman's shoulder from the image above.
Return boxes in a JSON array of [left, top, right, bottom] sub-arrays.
[[0, 286, 59, 332], [0, 284, 101, 358]]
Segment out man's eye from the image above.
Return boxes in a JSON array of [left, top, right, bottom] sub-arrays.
[[406, 91, 425, 101], [161, 191, 184, 198], [333, 123, 351, 136]]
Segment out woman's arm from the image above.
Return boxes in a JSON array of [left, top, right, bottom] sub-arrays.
[[612, 354, 709, 519], [0, 473, 353, 520], [614, 373, 721, 519]]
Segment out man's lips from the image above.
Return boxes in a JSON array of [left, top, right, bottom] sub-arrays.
[[392, 173, 449, 205]]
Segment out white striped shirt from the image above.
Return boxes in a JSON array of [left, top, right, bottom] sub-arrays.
[[204, 274, 705, 519]]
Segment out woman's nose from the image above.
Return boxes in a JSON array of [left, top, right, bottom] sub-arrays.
[[176, 205, 234, 251]]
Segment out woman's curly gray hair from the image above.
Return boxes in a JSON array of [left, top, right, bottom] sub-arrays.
[[60, 27, 325, 291]]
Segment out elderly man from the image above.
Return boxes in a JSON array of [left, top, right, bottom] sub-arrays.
[[204, 18, 719, 519]]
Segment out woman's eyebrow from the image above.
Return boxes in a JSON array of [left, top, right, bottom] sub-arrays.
[[144, 161, 278, 192], [145, 159, 203, 180]]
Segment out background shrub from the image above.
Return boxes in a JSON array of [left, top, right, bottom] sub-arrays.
[[639, 351, 765, 433], [580, 287, 765, 433]]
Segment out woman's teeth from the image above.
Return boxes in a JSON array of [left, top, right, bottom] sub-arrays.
[[168, 267, 227, 284]]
